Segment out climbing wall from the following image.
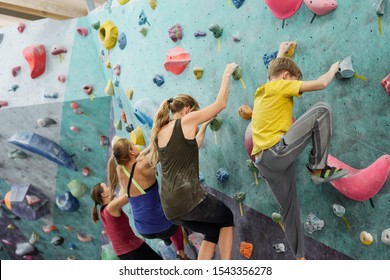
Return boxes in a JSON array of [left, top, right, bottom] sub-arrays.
[[0, 0, 389, 260]]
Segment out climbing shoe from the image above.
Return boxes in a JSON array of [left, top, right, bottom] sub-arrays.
[[307, 164, 348, 185]]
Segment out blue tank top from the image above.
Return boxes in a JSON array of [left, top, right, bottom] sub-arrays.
[[125, 172, 172, 234]]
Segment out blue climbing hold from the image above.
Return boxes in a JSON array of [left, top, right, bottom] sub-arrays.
[[153, 74, 165, 87], [216, 168, 229, 183], [232, 0, 245, 9], [118, 32, 127, 50], [263, 50, 278, 69]]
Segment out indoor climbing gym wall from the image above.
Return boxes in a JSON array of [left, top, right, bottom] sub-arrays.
[[0, 0, 389, 260]]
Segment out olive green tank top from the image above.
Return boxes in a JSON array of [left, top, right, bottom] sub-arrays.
[[158, 119, 206, 220]]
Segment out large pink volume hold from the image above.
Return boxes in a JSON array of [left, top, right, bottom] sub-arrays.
[[264, 0, 303, 19]]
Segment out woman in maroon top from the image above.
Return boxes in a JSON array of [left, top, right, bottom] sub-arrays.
[[91, 182, 162, 260]]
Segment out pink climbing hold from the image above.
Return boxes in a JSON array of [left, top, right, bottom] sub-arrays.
[[23, 44, 46, 79], [11, 66, 21, 77], [83, 84, 93, 95], [264, 0, 303, 19], [303, 0, 338, 16], [77, 27, 89, 37], [57, 75, 66, 83], [327, 154, 390, 201], [0, 100, 9, 107], [17, 23, 26, 33], [164, 46, 191, 75], [381, 73, 390, 95]]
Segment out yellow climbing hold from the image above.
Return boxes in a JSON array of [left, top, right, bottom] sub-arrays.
[[360, 231, 373, 246], [149, 0, 157, 10], [193, 67, 204, 80], [285, 41, 297, 58], [118, 0, 130, 5], [130, 126, 145, 146], [126, 88, 133, 99], [105, 80, 114, 96], [99, 20, 118, 50]]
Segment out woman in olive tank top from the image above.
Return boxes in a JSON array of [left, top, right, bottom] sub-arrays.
[[143, 63, 238, 260]]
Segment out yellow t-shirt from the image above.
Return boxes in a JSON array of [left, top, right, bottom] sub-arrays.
[[251, 79, 303, 155]]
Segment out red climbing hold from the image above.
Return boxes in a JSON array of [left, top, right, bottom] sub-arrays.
[[381, 73, 390, 95], [23, 44, 46, 79]]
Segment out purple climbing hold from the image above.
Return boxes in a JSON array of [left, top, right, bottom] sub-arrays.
[[194, 31, 206, 37]]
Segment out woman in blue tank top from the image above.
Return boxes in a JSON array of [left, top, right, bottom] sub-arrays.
[[107, 137, 188, 260]]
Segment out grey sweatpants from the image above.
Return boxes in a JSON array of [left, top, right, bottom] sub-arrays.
[[254, 102, 332, 259]]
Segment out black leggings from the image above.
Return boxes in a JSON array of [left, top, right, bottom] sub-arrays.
[[171, 193, 234, 244], [118, 242, 162, 260]]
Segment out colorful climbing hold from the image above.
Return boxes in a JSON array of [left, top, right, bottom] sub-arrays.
[[381, 73, 390, 95], [37, 117, 57, 127], [105, 80, 115, 96], [303, 0, 338, 16], [239, 241, 253, 259], [91, 21, 100, 30], [194, 31, 206, 37], [17, 22, 26, 33], [216, 168, 229, 183], [168, 23, 183, 42], [118, 32, 127, 50], [149, 0, 157, 10], [193, 67, 204, 80], [114, 64, 121, 76], [57, 75, 66, 83], [56, 191, 80, 212], [23, 44, 46, 79], [208, 23, 223, 38], [239, 104, 252, 120], [139, 10, 150, 26], [264, 0, 303, 19], [153, 74, 165, 87], [82, 167, 91, 177], [164, 46, 191, 75], [11, 66, 21, 77], [77, 27, 88, 37], [99, 20, 118, 50], [360, 231, 373, 246]]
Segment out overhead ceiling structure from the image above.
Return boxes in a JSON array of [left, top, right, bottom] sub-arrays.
[[0, 0, 107, 28]]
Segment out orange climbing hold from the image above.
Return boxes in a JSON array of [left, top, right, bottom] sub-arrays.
[[240, 241, 253, 259], [23, 44, 46, 79]]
